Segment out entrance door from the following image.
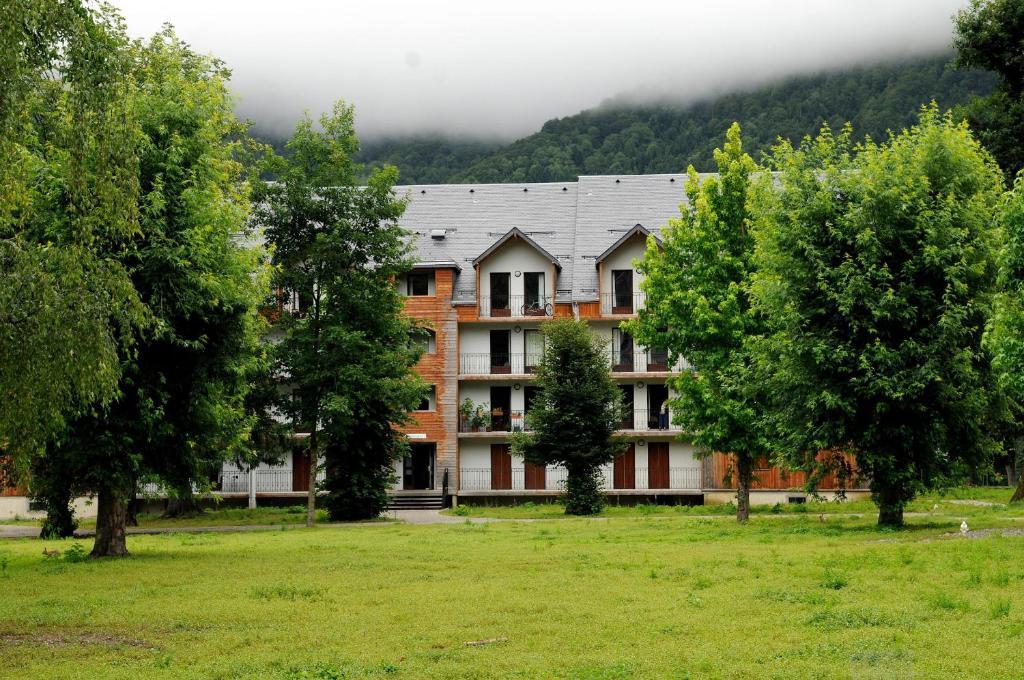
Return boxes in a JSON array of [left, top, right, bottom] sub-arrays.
[[524, 462, 546, 490], [490, 329, 511, 374], [491, 444, 512, 490], [490, 272, 511, 316], [292, 448, 312, 492], [403, 443, 435, 490], [648, 443, 670, 489], [614, 444, 636, 489], [612, 270, 633, 313], [490, 385, 512, 432]]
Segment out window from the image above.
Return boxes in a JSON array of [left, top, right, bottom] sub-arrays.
[[417, 385, 436, 411], [524, 329, 542, 371], [524, 272, 546, 313], [407, 272, 430, 296], [612, 269, 633, 313], [612, 327, 634, 370], [412, 329, 436, 354], [489, 272, 511, 315]]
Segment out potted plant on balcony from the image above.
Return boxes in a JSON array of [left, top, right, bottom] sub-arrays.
[[459, 398, 475, 431], [473, 402, 492, 432]]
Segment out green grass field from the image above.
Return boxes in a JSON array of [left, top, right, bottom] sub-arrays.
[[1, 493, 1023, 678]]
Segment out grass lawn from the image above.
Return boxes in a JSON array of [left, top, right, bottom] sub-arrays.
[[2, 506, 392, 530], [1, 506, 1023, 678]]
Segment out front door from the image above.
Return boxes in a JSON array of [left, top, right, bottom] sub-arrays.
[[614, 444, 635, 489], [491, 444, 512, 490], [491, 386, 512, 432], [292, 447, 312, 492], [648, 443, 670, 489], [525, 462, 546, 490], [490, 329, 511, 374], [403, 443, 435, 490]]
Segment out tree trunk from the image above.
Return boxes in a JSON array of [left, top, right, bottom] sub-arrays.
[[874, 481, 905, 527], [91, 488, 129, 558], [306, 429, 318, 527], [1011, 473, 1024, 504], [735, 454, 752, 523], [161, 491, 203, 518]]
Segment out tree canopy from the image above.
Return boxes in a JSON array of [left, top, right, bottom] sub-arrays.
[[751, 107, 1005, 526]]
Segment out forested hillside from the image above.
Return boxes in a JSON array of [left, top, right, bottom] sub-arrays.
[[356, 54, 994, 183]]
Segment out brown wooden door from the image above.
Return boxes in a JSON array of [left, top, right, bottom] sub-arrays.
[[491, 444, 512, 490], [292, 449, 311, 492], [524, 462, 546, 490], [614, 444, 636, 489], [648, 443, 670, 489]]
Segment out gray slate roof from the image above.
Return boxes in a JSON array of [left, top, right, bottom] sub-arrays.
[[395, 173, 702, 302]]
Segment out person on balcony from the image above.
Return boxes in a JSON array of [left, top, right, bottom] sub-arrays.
[[658, 402, 669, 430]]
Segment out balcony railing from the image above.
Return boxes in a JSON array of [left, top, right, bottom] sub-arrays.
[[458, 466, 701, 491], [479, 295, 554, 318], [618, 408, 680, 432], [220, 468, 325, 493], [609, 349, 674, 373], [600, 292, 646, 316], [459, 410, 532, 433], [460, 352, 542, 375]]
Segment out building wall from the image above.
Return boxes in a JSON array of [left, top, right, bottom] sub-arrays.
[[598, 236, 647, 303], [477, 240, 556, 303]]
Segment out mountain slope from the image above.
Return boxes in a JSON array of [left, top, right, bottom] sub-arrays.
[[359, 54, 994, 184]]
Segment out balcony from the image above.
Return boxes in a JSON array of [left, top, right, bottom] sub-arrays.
[[460, 352, 542, 376], [609, 349, 674, 373], [219, 468, 325, 493], [600, 292, 646, 316], [618, 409, 681, 432], [458, 466, 701, 492], [479, 295, 554, 318], [459, 410, 532, 433]]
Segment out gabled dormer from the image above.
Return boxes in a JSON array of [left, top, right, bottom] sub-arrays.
[[596, 224, 659, 316], [473, 228, 560, 318]]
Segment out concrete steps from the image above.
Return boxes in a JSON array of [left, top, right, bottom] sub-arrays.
[[387, 491, 445, 510]]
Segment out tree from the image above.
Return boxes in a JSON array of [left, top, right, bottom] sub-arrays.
[[256, 101, 426, 526], [751, 107, 1005, 526], [954, 0, 1024, 180], [1, 1, 146, 471], [42, 29, 266, 555], [988, 175, 1024, 502], [627, 123, 770, 522], [511, 318, 624, 515]]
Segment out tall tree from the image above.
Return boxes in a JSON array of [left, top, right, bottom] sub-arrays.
[[627, 123, 770, 522], [256, 101, 425, 526], [751, 107, 1004, 526], [954, 0, 1024, 180], [0, 1, 146, 471], [511, 318, 624, 515], [988, 176, 1024, 502], [43, 29, 266, 555]]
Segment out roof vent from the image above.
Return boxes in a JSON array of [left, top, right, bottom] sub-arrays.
[[469, 188, 475, 193], [615, 179, 621, 184], [523, 187, 528, 192], [670, 178, 675, 183], [421, 189, 426, 194], [430, 229, 446, 240], [562, 187, 567, 191]]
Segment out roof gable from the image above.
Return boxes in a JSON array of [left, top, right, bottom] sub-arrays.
[[472, 227, 562, 270], [594, 223, 660, 267]]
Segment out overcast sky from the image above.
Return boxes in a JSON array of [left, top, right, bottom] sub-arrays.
[[112, 0, 970, 141]]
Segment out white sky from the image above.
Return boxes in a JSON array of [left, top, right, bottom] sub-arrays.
[[111, 0, 970, 140]]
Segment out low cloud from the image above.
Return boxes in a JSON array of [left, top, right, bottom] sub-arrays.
[[113, 0, 969, 140]]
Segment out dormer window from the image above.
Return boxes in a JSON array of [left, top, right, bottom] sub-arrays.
[[407, 271, 432, 296]]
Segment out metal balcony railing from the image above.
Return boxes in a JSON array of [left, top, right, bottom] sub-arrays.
[[460, 352, 542, 375], [479, 295, 554, 318], [618, 408, 680, 432], [600, 292, 646, 316], [458, 410, 532, 433], [220, 468, 325, 493], [458, 466, 700, 491], [609, 348, 676, 373]]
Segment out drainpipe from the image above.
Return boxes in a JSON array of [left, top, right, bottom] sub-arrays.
[[248, 466, 256, 509], [572, 301, 580, 320]]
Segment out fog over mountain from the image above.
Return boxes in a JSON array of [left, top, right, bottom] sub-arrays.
[[112, 0, 971, 140]]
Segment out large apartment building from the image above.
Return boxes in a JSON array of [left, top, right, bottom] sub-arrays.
[[223, 173, 865, 508]]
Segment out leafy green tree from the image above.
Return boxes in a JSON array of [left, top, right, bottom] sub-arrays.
[[627, 123, 769, 521], [256, 101, 426, 525], [511, 318, 624, 515], [751, 107, 1004, 526], [43, 29, 266, 555], [954, 0, 1024, 180], [988, 176, 1024, 502], [1, 1, 146, 470]]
